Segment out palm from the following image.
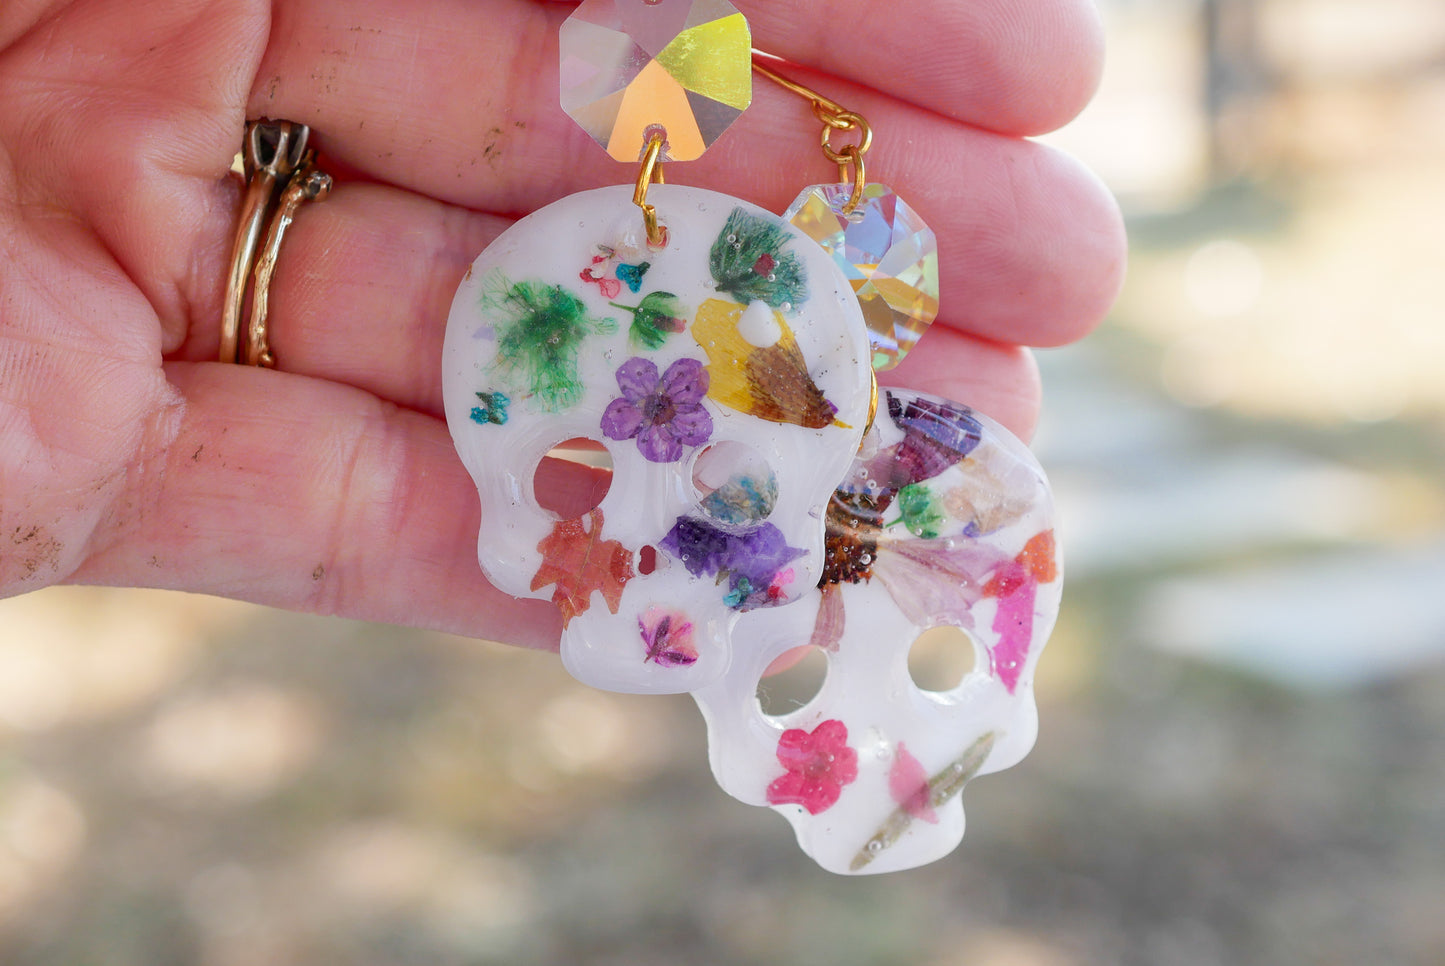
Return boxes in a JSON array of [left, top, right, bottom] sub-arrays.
[[0, 0, 1122, 647]]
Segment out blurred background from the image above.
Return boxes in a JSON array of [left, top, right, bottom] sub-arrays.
[[2, 1, 1444, 963]]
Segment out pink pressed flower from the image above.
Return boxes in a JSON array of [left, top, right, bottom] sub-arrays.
[[888, 742, 939, 823], [765, 719, 858, 815], [638, 606, 698, 667]]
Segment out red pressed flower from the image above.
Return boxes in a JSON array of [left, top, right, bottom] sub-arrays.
[[765, 719, 859, 815], [765, 567, 795, 602], [579, 266, 622, 299]]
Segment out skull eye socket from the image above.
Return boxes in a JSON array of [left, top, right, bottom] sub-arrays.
[[755, 646, 828, 718], [690, 441, 778, 525], [908, 625, 981, 694], [533, 437, 613, 519]]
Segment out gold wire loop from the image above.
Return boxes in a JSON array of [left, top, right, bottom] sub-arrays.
[[633, 135, 667, 248], [751, 55, 873, 214], [836, 147, 866, 215], [752, 58, 846, 119], [819, 112, 872, 164]]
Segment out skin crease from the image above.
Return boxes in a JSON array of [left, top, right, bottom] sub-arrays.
[[0, 0, 1125, 650]]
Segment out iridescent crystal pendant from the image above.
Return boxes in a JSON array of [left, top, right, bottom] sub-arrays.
[[784, 183, 940, 370], [560, 0, 752, 162]]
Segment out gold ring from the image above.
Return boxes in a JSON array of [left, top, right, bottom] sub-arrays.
[[220, 119, 331, 366]]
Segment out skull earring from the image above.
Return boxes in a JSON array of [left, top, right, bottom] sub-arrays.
[[441, 2, 1064, 875], [440, 0, 875, 695], [688, 65, 1064, 874]]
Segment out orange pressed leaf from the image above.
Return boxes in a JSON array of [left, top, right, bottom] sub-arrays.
[[530, 509, 635, 625], [1018, 530, 1057, 583]]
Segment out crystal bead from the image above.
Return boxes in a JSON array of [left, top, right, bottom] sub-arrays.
[[784, 183, 940, 371], [560, 0, 752, 162]]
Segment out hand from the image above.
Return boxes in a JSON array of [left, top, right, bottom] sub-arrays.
[[0, 0, 1124, 647]]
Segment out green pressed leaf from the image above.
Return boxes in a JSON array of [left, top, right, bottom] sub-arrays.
[[708, 208, 808, 310], [615, 291, 688, 350], [897, 483, 946, 539], [482, 273, 616, 412], [849, 732, 997, 872]]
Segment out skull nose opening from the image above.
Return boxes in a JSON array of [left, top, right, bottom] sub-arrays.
[[690, 441, 779, 525], [755, 646, 828, 718], [533, 437, 613, 519], [908, 625, 980, 693]]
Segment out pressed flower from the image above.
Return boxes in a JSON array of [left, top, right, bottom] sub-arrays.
[[615, 261, 650, 293], [765, 567, 795, 602], [638, 607, 698, 667], [852, 733, 996, 872], [600, 357, 713, 463], [660, 515, 804, 611], [945, 464, 1033, 536], [469, 390, 509, 426], [691, 299, 840, 429], [895, 483, 946, 539], [699, 470, 778, 525], [530, 509, 634, 626], [888, 742, 939, 824], [980, 530, 1057, 693], [860, 393, 983, 491], [579, 266, 622, 299], [766, 719, 859, 815]]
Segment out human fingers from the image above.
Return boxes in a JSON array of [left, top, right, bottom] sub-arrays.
[[66, 340, 1039, 643], [0, 0, 266, 351], [175, 180, 1041, 435], [245, 0, 1123, 346], [176, 113, 1117, 417], [747, 0, 1107, 135], [252, 0, 1103, 176], [68, 362, 567, 649]]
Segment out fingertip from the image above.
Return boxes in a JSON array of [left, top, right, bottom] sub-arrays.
[[996, 0, 1109, 135], [1026, 144, 1127, 346], [751, 0, 1109, 138]]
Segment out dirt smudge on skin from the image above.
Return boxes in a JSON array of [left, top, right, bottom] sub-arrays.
[[9, 524, 63, 580]]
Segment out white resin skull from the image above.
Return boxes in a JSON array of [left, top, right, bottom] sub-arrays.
[[442, 184, 872, 694], [692, 389, 1061, 874]]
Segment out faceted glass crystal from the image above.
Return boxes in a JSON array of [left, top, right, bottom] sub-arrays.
[[785, 183, 940, 370], [560, 0, 752, 162]]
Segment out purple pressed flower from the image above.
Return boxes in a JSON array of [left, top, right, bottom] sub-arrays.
[[660, 516, 804, 611], [891, 393, 983, 484], [600, 357, 713, 463]]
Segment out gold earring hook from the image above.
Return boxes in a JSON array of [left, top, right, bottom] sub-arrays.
[[751, 55, 872, 214]]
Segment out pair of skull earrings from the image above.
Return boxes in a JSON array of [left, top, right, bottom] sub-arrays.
[[441, 0, 1060, 875]]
